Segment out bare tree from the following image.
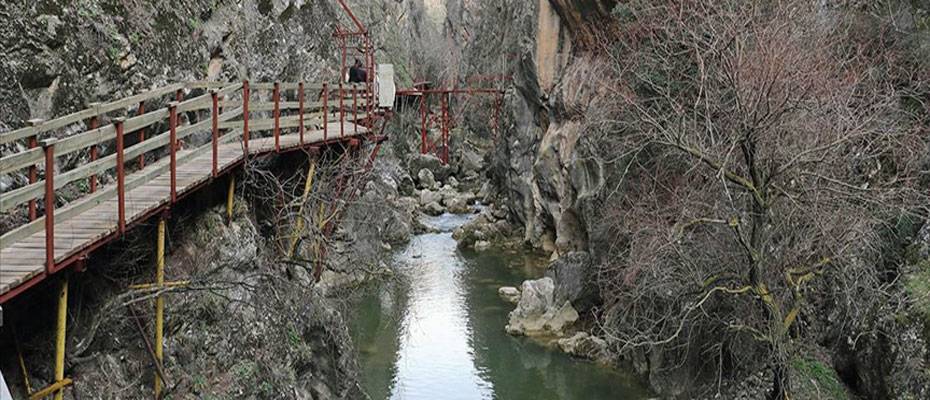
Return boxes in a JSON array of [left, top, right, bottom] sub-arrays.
[[582, 1, 930, 398]]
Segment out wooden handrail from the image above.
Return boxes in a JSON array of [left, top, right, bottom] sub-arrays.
[[0, 81, 351, 146], [0, 83, 243, 181], [0, 84, 185, 146], [0, 106, 244, 212], [0, 79, 371, 237], [0, 128, 246, 249]]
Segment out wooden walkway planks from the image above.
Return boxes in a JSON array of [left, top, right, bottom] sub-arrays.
[[0, 123, 367, 296]]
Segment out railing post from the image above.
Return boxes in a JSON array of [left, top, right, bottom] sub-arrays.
[[242, 80, 250, 159], [114, 118, 126, 235], [174, 90, 185, 150], [298, 81, 305, 146], [28, 134, 38, 221], [339, 82, 345, 138], [322, 83, 328, 141], [168, 102, 178, 203], [137, 101, 146, 169], [273, 81, 281, 152], [368, 48, 375, 127], [353, 86, 358, 135], [441, 93, 449, 164], [87, 103, 101, 193], [27, 119, 43, 221], [41, 138, 57, 273], [420, 93, 428, 155], [211, 90, 219, 177]]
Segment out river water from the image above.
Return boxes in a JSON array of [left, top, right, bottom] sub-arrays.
[[349, 212, 652, 400]]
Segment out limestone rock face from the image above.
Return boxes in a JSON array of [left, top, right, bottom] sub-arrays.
[[505, 277, 579, 336], [545, 251, 599, 312]]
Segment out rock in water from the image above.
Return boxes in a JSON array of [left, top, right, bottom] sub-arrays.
[[499, 286, 521, 303], [557, 332, 609, 363], [423, 201, 445, 216], [474, 240, 491, 252], [505, 277, 579, 336], [444, 196, 470, 214]]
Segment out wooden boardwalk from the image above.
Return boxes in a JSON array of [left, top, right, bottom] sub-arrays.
[[0, 123, 367, 299]]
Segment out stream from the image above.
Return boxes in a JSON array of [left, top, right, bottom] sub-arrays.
[[349, 211, 652, 399]]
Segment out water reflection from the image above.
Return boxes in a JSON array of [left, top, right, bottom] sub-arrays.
[[350, 213, 652, 400]]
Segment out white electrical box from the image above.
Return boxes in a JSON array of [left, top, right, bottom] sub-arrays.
[[377, 64, 396, 109]]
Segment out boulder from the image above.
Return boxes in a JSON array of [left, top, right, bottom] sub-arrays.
[[476, 182, 492, 203], [416, 168, 437, 190], [447, 176, 459, 188], [418, 189, 443, 207], [545, 251, 599, 312], [453, 211, 515, 248], [423, 201, 445, 216], [445, 196, 471, 214], [409, 153, 452, 181], [457, 147, 485, 177], [505, 277, 579, 336], [498, 286, 521, 304], [398, 174, 415, 196], [557, 332, 609, 363], [490, 203, 508, 220], [474, 240, 491, 252]]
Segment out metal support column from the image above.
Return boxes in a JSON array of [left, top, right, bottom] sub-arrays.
[[153, 218, 166, 399]]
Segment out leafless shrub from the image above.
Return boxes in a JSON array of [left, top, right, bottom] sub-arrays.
[[579, 0, 930, 397]]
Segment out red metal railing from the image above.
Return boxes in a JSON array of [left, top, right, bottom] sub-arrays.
[[0, 79, 378, 304]]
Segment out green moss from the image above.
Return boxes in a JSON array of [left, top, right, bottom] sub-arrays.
[[906, 259, 930, 320], [233, 360, 259, 380], [287, 325, 301, 347], [791, 358, 847, 400]]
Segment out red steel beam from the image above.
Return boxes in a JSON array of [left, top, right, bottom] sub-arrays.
[[273, 82, 281, 153], [115, 117, 126, 235], [137, 101, 146, 169], [298, 81, 305, 145], [28, 134, 37, 221], [336, 0, 367, 35], [242, 80, 250, 159], [42, 138, 56, 273], [323, 83, 329, 141], [87, 107, 100, 193], [169, 102, 178, 203], [211, 90, 219, 177]]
